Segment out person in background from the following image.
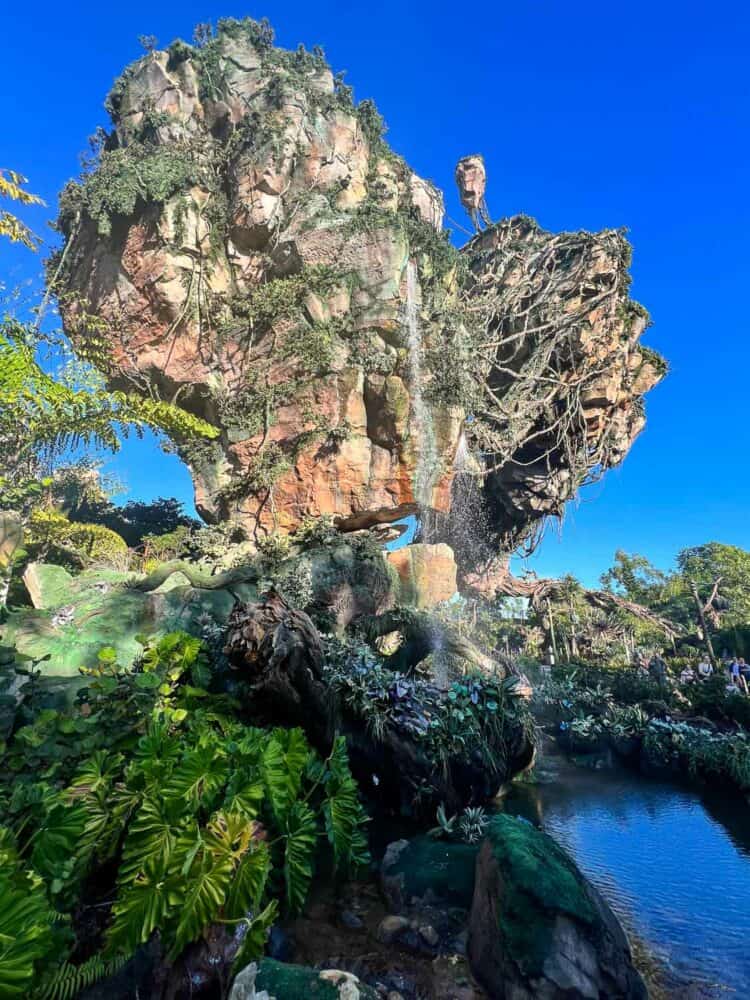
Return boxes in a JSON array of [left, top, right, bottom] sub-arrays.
[[738, 658, 750, 695], [648, 653, 667, 686], [697, 659, 713, 681], [680, 664, 695, 684], [729, 657, 742, 689]]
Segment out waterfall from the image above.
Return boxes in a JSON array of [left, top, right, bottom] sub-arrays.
[[454, 430, 470, 473], [405, 260, 439, 508]]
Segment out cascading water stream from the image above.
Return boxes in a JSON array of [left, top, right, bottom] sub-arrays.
[[404, 260, 444, 672], [405, 260, 439, 508]]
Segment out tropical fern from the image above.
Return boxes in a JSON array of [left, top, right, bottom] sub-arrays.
[[1, 636, 371, 980], [0, 321, 218, 516], [37, 953, 130, 1000]]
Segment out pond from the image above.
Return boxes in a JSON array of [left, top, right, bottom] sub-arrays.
[[499, 747, 750, 996]]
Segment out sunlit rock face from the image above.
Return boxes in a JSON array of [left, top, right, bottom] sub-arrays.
[[55, 21, 459, 540], [55, 18, 662, 565]]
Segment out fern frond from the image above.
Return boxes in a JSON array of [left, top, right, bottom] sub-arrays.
[[38, 953, 130, 1000]]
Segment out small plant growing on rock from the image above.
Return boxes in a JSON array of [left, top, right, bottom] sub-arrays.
[[428, 803, 489, 843]]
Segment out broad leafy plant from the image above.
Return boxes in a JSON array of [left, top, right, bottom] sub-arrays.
[[0, 631, 370, 997]]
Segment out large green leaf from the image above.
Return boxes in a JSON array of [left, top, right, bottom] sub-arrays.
[[322, 737, 370, 872], [170, 851, 234, 957], [0, 867, 57, 997], [31, 802, 87, 883], [107, 860, 180, 955], [163, 747, 229, 807], [282, 801, 317, 914], [117, 795, 183, 885], [224, 841, 271, 919], [230, 899, 279, 977], [261, 728, 310, 826]]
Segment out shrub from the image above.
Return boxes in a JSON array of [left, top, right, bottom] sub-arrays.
[[25, 509, 129, 570]]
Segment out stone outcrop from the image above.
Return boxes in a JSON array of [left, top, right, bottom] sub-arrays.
[[255, 959, 379, 999], [54, 18, 663, 573], [468, 815, 647, 999], [387, 542, 457, 607]]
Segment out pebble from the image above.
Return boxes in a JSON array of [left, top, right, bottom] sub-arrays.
[[339, 908, 364, 930], [419, 924, 440, 947], [377, 914, 410, 944]]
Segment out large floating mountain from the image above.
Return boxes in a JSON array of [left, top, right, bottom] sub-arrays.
[[53, 18, 664, 581]]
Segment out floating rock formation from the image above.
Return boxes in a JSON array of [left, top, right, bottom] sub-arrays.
[[455, 154, 490, 230], [53, 17, 664, 579]]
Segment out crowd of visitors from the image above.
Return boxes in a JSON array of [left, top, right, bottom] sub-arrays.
[[647, 651, 750, 694]]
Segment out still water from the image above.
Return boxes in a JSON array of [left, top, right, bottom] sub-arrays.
[[500, 750, 750, 996]]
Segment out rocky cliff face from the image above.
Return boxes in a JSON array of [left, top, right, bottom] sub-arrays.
[[54, 18, 663, 572]]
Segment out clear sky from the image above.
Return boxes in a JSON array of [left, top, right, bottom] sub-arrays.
[[2, 0, 748, 587]]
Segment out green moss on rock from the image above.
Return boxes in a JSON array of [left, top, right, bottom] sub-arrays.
[[255, 959, 378, 999], [382, 835, 478, 910], [487, 814, 596, 976]]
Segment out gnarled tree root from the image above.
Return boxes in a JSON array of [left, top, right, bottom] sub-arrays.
[[224, 591, 534, 815]]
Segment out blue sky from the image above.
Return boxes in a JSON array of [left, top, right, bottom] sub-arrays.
[[2, 0, 748, 587]]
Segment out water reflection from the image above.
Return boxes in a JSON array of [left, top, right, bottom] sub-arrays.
[[499, 750, 750, 995]]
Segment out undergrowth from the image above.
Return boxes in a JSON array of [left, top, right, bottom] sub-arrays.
[[0, 631, 369, 997]]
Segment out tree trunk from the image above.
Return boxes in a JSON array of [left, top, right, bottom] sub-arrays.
[[690, 579, 719, 670]]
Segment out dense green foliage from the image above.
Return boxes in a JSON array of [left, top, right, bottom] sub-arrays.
[[537, 665, 750, 793], [601, 543, 750, 632], [0, 631, 369, 997], [324, 633, 532, 786], [0, 319, 218, 519], [59, 141, 203, 237]]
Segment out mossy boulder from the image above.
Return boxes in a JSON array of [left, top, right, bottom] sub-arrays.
[[2, 563, 256, 679], [468, 815, 646, 999], [381, 836, 478, 911], [255, 959, 379, 999]]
